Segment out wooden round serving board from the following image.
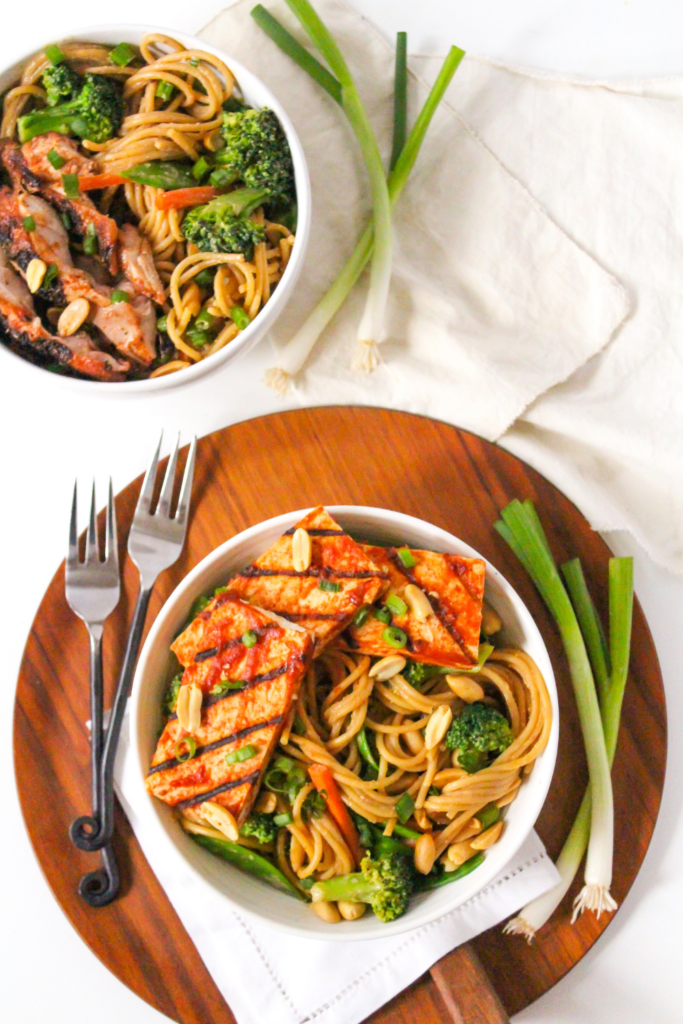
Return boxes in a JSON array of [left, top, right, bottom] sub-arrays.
[[13, 408, 666, 1024]]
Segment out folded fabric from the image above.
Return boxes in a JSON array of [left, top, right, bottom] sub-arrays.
[[200, 0, 627, 440], [115, 710, 560, 1024]]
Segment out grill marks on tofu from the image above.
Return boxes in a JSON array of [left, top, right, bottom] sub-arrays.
[[147, 598, 313, 822], [228, 506, 389, 650], [346, 545, 485, 669]]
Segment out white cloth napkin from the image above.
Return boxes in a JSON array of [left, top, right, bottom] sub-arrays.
[[114, 713, 560, 1024]]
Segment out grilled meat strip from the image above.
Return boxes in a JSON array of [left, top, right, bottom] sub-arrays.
[[148, 597, 314, 823], [2, 135, 118, 274], [226, 506, 389, 652], [118, 223, 165, 304], [0, 250, 128, 380], [345, 545, 485, 669]]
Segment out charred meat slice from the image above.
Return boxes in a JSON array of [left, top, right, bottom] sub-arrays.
[[2, 135, 118, 274], [226, 506, 389, 652], [90, 288, 157, 365], [345, 545, 485, 669], [148, 598, 314, 823], [118, 223, 165, 304]]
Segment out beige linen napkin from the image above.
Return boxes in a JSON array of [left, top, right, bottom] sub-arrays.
[[200, 0, 628, 440]]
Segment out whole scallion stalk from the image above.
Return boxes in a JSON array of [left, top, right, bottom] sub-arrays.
[[505, 556, 633, 939], [495, 500, 617, 919], [252, 9, 464, 391]]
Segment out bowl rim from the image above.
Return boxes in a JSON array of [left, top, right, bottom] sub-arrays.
[[129, 505, 559, 941], [0, 23, 311, 394]]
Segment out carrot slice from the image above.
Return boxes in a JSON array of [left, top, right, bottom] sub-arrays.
[[78, 173, 128, 191], [308, 763, 364, 868], [155, 186, 216, 210]]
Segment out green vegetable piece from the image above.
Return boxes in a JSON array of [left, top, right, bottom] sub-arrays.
[[292, 714, 305, 736], [109, 42, 137, 68], [156, 315, 168, 332], [60, 212, 72, 231], [111, 289, 130, 304], [210, 678, 246, 696], [230, 305, 250, 331], [174, 736, 196, 762], [192, 155, 213, 181], [156, 80, 174, 102], [189, 593, 211, 618], [218, 105, 295, 209], [61, 172, 80, 198], [194, 308, 216, 330], [23, 216, 36, 232], [162, 673, 183, 715], [475, 803, 500, 831], [417, 853, 484, 891], [403, 660, 441, 690], [396, 545, 416, 569], [121, 161, 197, 191], [382, 625, 407, 649], [353, 605, 371, 628], [194, 267, 216, 288], [45, 44, 66, 66], [395, 791, 415, 824], [250, 6, 342, 104], [190, 833, 305, 899], [214, 586, 228, 595], [318, 578, 341, 593], [357, 725, 380, 772], [83, 222, 98, 255], [311, 852, 415, 923], [42, 63, 81, 107], [303, 789, 327, 820], [182, 186, 269, 260], [386, 593, 407, 616], [242, 629, 258, 648], [240, 812, 277, 845], [392, 821, 422, 840], [48, 147, 66, 169], [445, 702, 513, 773], [225, 743, 257, 766], [185, 326, 211, 349], [43, 263, 58, 288], [274, 812, 293, 826], [18, 73, 123, 144], [373, 606, 392, 625]]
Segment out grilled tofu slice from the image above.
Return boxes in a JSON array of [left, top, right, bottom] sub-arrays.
[[345, 545, 485, 669], [227, 506, 389, 652], [147, 597, 313, 823]]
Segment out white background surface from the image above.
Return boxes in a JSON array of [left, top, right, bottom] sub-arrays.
[[1, 2, 681, 1023]]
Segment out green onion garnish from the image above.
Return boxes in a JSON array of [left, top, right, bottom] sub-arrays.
[[353, 605, 371, 628], [242, 629, 258, 648], [43, 263, 58, 288], [189, 58, 200, 68], [60, 212, 71, 231], [109, 42, 137, 67], [195, 267, 216, 288], [274, 812, 293, 826], [174, 736, 197, 762], [229, 305, 250, 331], [385, 594, 407, 616], [396, 546, 416, 569], [48, 148, 66, 170], [83, 222, 98, 255], [61, 173, 80, 198], [156, 80, 174, 102], [156, 315, 168, 332], [192, 155, 212, 181], [318, 579, 341, 593], [186, 326, 211, 348], [382, 625, 407, 648], [45, 44, 66, 66], [210, 678, 246, 696], [194, 308, 215, 329], [22, 216, 36, 232], [395, 791, 415, 824], [374, 606, 392, 625], [111, 289, 130, 304], [225, 743, 257, 766]]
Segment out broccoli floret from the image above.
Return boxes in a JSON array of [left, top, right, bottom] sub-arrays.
[[181, 186, 269, 259], [162, 673, 183, 716], [18, 73, 124, 144], [445, 701, 513, 773], [310, 852, 415, 923], [403, 660, 443, 690], [240, 812, 277, 845], [215, 107, 295, 211], [42, 64, 82, 107]]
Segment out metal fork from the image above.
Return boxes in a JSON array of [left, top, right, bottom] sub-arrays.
[[65, 480, 121, 906], [70, 433, 196, 855]]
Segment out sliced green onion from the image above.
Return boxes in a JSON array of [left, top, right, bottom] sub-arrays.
[[61, 173, 80, 198], [373, 606, 392, 625], [274, 812, 293, 826], [60, 212, 71, 231], [192, 155, 213, 181], [475, 803, 500, 831], [45, 44, 66, 66], [195, 268, 216, 288], [156, 315, 168, 332], [390, 31, 408, 172], [186, 326, 211, 348], [83, 222, 98, 255], [242, 629, 258, 648], [109, 42, 137, 67], [318, 578, 341, 593], [174, 736, 197, 762], [194, 308, 215, 329], [396, 545, 416, 569], [47, 148, 66, 170], [111, 289, 130, 304], [43, 263, 58, 288], [189, 58, 200, 68], [156, 80, 174, 102], [386, 593, 407, 616], [395, 791, 415, 823], [229, 305, 250, 331], [383, 625, 407, 649], [210, 678, 245, 696], [22, 216, 36, 232], [353, 605, 371, 628], [225, 743, 258, 766]]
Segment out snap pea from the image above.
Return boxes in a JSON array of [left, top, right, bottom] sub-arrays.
[[121, 161, 197, 191], [392, 822, 422, 840], [416, 853, 484, 891], [356, 725, 380, 772], [475, 803, 500, 831], [191, 833, 305, 899]]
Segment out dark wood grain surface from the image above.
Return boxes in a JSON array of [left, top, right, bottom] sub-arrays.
[[13, 407, 666, 1023]]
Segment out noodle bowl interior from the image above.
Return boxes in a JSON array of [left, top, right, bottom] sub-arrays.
[[0, 35, 296, 381]]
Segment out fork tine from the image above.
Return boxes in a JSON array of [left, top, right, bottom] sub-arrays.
[[175, 436, 196, 526], [157, 433, 180, 519], [85, 481, 100, 564], [136, 431, 163, 516], [67, 480, 79, 570], [105, 477, 118, 567]]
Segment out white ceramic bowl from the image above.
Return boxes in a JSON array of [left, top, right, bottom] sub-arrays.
[[130, 507, 559, 940], [0, 25, 311, 393]]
